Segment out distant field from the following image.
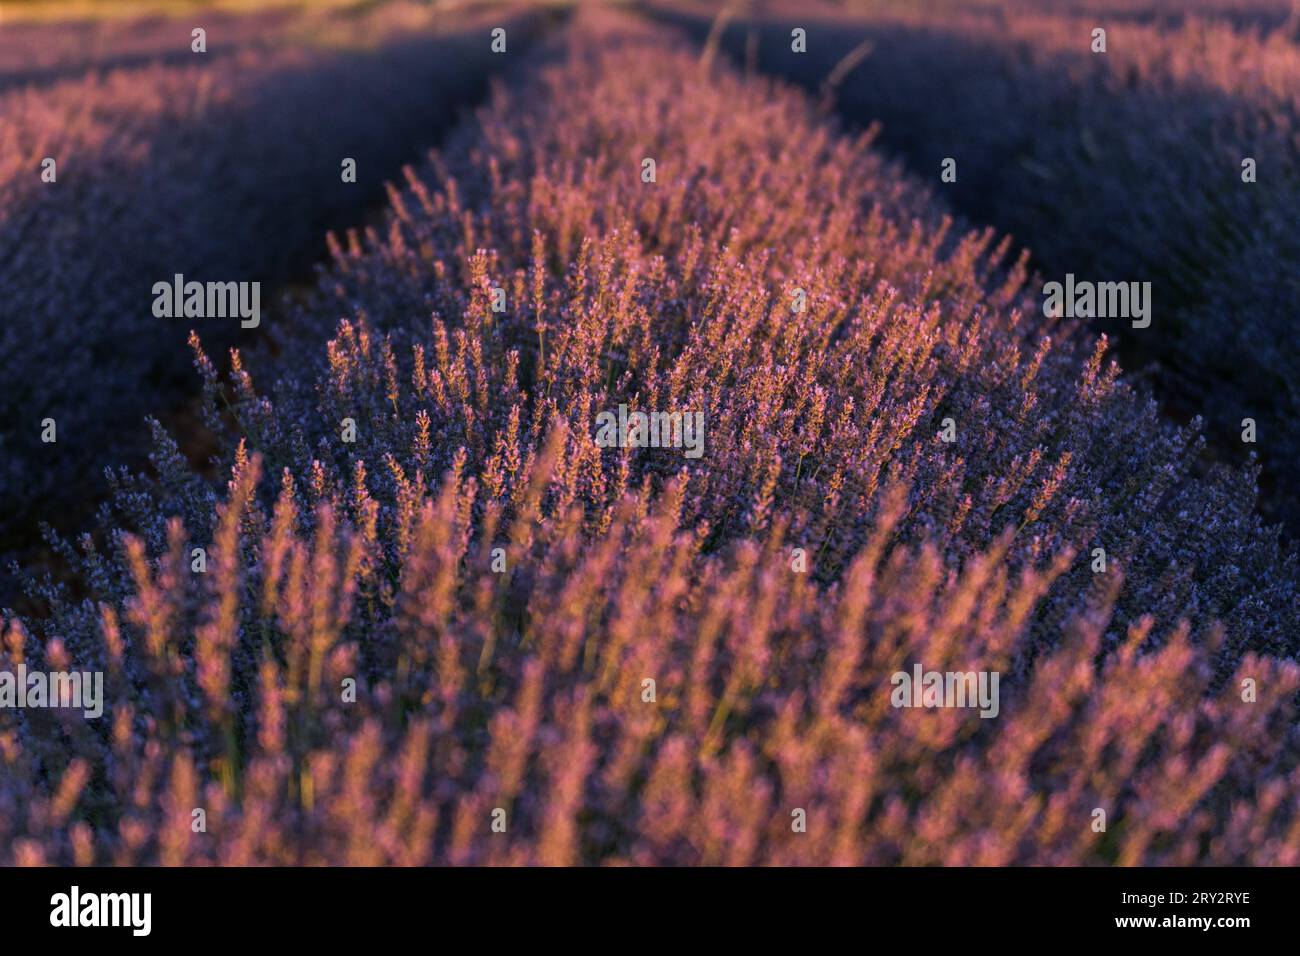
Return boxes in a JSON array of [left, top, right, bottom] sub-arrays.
[[0, 0, 371, 23]]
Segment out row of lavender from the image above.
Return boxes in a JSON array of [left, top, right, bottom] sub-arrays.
[[654, 1, 1300, 530], [0, 4, 306, 92], [3, 9, 1298, 864], [0, 3, 544, 564], [797, 0, 1300, 30]]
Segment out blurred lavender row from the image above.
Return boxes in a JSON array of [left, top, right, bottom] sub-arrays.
[[0, 1, 547, 563]]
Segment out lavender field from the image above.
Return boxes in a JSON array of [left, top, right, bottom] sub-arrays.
[[0, 0, 1297, 868]]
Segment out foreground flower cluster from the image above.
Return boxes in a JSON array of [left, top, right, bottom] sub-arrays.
[[3, 10, 1298, 865]]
